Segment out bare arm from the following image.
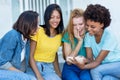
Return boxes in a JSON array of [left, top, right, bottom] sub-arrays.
[[84, 50, 109, 69], [86, 47, 94, 63], [53, 53, 61, 78], [63, 40, 83, 59], [30, 40, 44, 80], [76, 47, 109, 69], [8, 66, 22, 72]]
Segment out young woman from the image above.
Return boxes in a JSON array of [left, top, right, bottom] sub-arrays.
[[30, 4, 64, 80], [0, 10, 39, 80], [74, 4, 120, 80], [61, 9, 91, 80]]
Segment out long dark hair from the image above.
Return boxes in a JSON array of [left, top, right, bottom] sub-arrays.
[[41, 4, 64, 36], [13, 10, 39, 39]]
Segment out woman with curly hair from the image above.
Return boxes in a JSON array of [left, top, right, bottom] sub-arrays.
[[73, 4, 120, 80]]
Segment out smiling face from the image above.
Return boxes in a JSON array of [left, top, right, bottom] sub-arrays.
[[86, 20, 104, 36], [73, 17, 85, 36], [49, 10, 61, 30]]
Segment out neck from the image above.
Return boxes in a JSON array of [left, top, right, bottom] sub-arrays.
[[95, 29, 104, 43], [50, 28, 56, 37], [95, 29, 103, 37]]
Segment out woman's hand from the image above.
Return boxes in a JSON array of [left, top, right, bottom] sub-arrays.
[[70, 56, 87, 69], [74, 28, 83, 41], [8, 66, 22, 72], [37, 76, 44, 80], [79, 28, 85, 38], [66, 56, 74, 65]]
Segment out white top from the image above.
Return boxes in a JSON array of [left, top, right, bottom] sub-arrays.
[[21, 35, 27, 62]]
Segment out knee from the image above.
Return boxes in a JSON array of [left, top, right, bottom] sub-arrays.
[[103, 75, 119, 80], [80, 70, 92, 80], [90, 68, 102, 80], [90, 68, 101, 75], [46, 77, 61, 80], [62, 74, 74, 80], [80, 75, 91, 80], [103, 76, 110, 80], [44, 74, 61, 80], [90, 68, 96, 76]]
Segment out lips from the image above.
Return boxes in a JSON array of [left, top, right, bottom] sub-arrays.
[[52, 22, 59, 26]]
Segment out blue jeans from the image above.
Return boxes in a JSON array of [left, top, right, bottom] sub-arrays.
[[0, 69, 36, 80], [62, 62, 91, 80], [90, 62, 120, 80], [35, 62, 61, 80]]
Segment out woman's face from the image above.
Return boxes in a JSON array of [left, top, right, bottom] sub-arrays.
[[49, 10, 61, 29], [86, 20, 103, 36], [73, 17, 85, 36]]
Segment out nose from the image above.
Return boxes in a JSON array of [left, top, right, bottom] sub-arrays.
[[76, 26, 80, 30]]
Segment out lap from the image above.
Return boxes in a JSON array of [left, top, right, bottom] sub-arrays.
[[43, 72, 61, 80], [36, 62, 61, 80], [91, 62, 120, 78], [62, 62, 91, 80], [0, 70, 36, 80], [103, 75, 119, 80]]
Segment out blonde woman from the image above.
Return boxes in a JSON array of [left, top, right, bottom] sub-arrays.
[[62, 9, 91, 80]]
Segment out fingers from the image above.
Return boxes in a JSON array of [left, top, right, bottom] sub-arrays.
[[66, 56, 73, 64], [66, 56, 87, 66]]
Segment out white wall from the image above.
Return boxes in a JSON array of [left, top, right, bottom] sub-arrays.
[[0, 0, 12, 38], [72, 0, 120, 42], [0, 0, 120, 42]]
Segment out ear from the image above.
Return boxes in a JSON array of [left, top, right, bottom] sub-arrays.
[[100, 23, 104, 28]]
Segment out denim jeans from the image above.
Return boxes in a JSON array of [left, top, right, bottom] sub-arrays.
[[90, 62, 120, 80], [62, 62, 91, 80], [0, 70, 36, 80], [35, 62, 61, 80]]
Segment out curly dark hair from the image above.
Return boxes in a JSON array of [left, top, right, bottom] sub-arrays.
[[84, 4, 111, 29]]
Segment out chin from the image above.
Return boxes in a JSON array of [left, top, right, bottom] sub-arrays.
[[52, 26, 58, 28], [89, 33, 94, 36]]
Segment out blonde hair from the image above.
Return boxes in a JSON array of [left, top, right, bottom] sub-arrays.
[[66, 8, 84, 48]]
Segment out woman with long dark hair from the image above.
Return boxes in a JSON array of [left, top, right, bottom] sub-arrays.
[[30, 4, 64, 80]]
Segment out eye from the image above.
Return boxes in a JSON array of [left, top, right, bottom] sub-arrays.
[[50, 16, 54, 19], [91, 25, 96, 28], [73, 24, 77, 26], [79, 23, 84, 26], [86, 24, 89, 27], [57, 16, 60, 19]]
